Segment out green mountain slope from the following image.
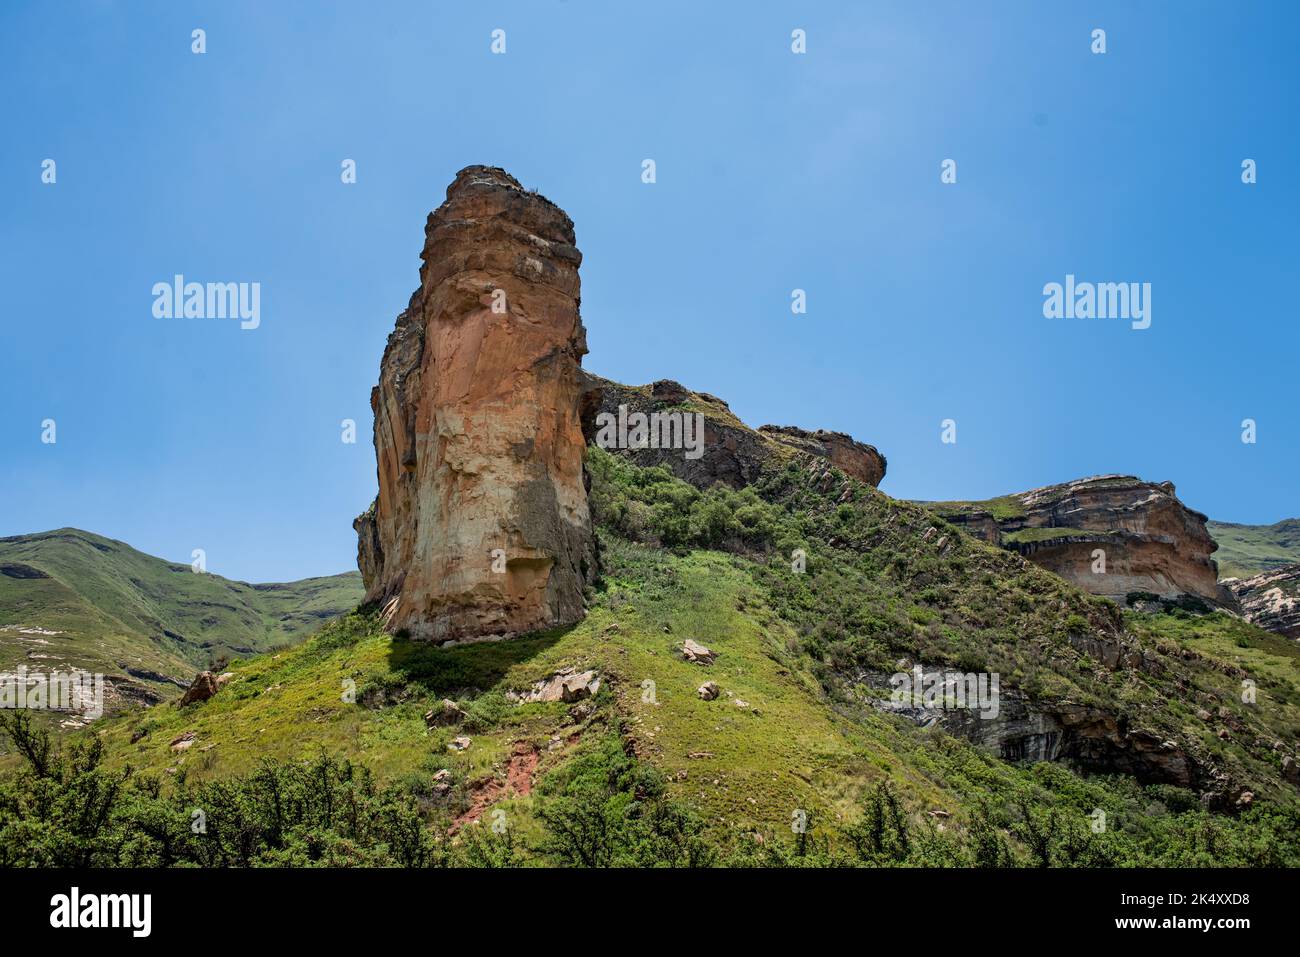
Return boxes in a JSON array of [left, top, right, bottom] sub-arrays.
[[0, 528, 363, 706], [1208, 519, 1300, 578], [29, 450, 1297, 867]]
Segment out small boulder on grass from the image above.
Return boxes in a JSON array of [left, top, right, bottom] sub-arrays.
[[682, 639, 717, 665], [515, 668, 602, 704], [448, 736, 472, 752], [697, 681, 719, 701], [425, 699, 465, 727], [178, 671, 221, 706]]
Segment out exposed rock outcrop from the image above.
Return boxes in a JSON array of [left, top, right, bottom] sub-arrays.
[[929, 475, 1235, 608], [580, 374, 886, 490], [1227, 564, 1300, 640], [756, 425, 886, 486], [865, 666, 1212, 797], [682, 639, 717, 664], [355, 166, 594, 643], [509, 667, 601, 704], [178, 671, 221, 707]]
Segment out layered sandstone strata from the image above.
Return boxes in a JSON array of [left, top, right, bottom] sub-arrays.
[[1227, 565, 1300, 640], [580, 375, 886, 490], [355, 166, 594, 642], [930, 475, 1234, 607]]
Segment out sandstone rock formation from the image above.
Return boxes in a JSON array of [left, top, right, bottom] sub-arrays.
[[509, 667, 601, 704], [355, 166, 594, 643], [581, 374, 886, 490], [178, 671, 220, 707], [867, 665, 1209, 794], [1227, 564, 1300, 640], [681, 638, 717, 664], [929, 475, 1235, 607]]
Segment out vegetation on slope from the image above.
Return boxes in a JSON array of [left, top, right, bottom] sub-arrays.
[[1207, 519, 1300, 578], [0, 528, 363, 693], [3, 453, 1299, 866]]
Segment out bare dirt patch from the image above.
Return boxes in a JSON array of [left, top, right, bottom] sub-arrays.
[[451, 740, 541, 833]]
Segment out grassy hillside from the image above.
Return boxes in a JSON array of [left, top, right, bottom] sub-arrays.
[[0, 528, 363, 705], [1208, 519, 1300, 578], [6, 452, 1298, 866]]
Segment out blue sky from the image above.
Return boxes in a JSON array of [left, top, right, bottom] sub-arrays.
[[2, 1, 1296, 582]]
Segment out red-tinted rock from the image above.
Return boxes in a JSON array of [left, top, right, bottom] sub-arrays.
[[355, 166, 594, 643]]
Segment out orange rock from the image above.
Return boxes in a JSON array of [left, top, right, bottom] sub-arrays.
[[355, 167, 594, 643], [932, 476, 1236, 608]]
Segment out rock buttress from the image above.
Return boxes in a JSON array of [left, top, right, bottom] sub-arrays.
[[355, 166, 594, 642], [929, 475, 1235, 608], [579, 374, 886, 490]]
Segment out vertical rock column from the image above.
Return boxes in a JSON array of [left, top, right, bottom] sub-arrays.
[[354, 166, 594, 642]]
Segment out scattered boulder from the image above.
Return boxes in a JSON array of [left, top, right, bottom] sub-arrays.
[[682, 639, 717, 665], [1217, 707, 1246, 733], [169, 731, 195, 752], [697, 681, 719, 701], [448, 736, 472, 752], [425, 699, 466, 727], [567, 699, 596, 721], [514, 667, 602, 704], [432, 768, 453, 794], [178, 671, 221, 706], [1282, 756, 1300, 786]]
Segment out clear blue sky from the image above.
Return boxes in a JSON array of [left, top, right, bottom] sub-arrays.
[[2, 1, 1296, 583]]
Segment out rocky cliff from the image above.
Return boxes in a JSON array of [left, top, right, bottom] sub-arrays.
[[929, 475, 1234, 607], [580, 374, 886, 490], [355, 166, 594, 643], [1227, 564, 1300, 640]]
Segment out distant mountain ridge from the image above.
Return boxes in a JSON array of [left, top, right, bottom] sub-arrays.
[[0, 528, 362, 710], [1207, 519, 1300, 579]]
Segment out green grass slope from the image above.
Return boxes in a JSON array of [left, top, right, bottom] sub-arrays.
[[0, 528, 363, 700], [1208, 519, 1300, 578], [15, 450, 1296, 867]]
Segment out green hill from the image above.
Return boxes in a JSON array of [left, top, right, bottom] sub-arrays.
[[0, 528, 363, 707], [9, 453, 1298, 867], [1208, 519, 1300, 578]]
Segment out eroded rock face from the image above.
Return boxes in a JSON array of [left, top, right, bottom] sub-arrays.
[[580, 374, 886, 490], [1228, 564, 1300, 640], [756, 426, 887, 486], [178, 671, 220, 707], [355, 166, 594, 643], [930, 476, 1234, 608], [863, 667, 1208, 794]]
